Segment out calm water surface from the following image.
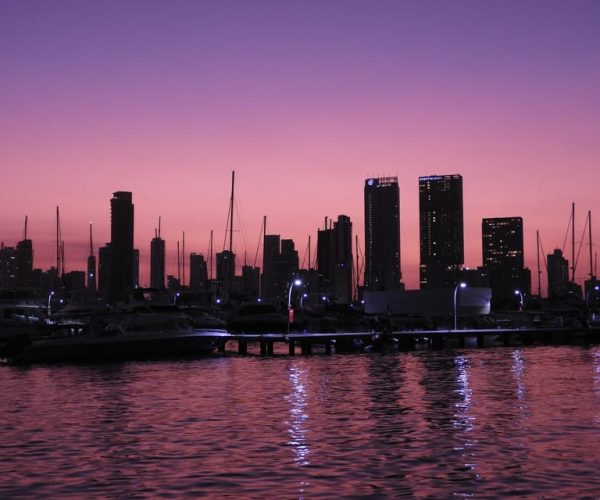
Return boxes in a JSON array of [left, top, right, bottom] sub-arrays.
[[2, 345, 600, 498]]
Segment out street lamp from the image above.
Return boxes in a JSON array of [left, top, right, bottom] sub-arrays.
[[287, 278, 302, 335], [288, 278, 303, 308], [47, 291, 55, 315], [454, 282, 467, 331], [514, 290, 524, 310], [300, 293, 308, 308], [173, 292, 180, 305]]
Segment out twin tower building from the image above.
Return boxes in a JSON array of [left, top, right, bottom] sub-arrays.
[[365, 174, 465, 291]]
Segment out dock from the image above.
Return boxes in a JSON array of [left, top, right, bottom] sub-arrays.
[[216, 326, 600, 355]]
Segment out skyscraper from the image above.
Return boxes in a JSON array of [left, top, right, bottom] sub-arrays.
[[482, 217, 524, 268], [150, 234, 166, 289], [547, 249, 569, 298], [482, 217, 530, 306], [189, 253, 208, 290], [317, 215, 353, 302], [15, 238, 33, 289], [419, 174, 464, 289], [109, 192, 134, 302], [364, 177, 401, 291]]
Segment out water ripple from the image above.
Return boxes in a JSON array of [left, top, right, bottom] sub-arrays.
[[2, 347, 600, 497]]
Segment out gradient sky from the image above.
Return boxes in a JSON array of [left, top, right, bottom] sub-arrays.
[[1, 0, 599, 291]]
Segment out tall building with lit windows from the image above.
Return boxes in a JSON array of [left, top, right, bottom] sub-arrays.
[[482, 217, 530, 306], [364, 177, 401, 291], [109, 191, 134, 302], [419, 174, 463, 289], [482, 217, 524, 268]]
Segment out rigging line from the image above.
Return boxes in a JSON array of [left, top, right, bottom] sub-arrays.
[[222, 204, 231, 252], [539, 234, 549, 274], [561, 206, 573, 255], [234, 196, 248, 259], [574, 211, 590, 278], [301, 235, 310, 270], [253, 217, 264, 269]]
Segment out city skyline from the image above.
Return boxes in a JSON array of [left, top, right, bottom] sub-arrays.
[[1, 1, 599, 291]]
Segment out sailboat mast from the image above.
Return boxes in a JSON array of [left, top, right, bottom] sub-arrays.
[[229, 171, 235, 255], [355, 235, 360, 300], [536, 230, 542, 297], [572, 202, 576, 283], [589, 210, 594, 279], [177, 240, 181, 284]]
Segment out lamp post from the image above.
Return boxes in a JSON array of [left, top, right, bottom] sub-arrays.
[[47, 291, 55, 315], [586, 285, 600, 307], [300, 293, 308, 308], [453, 282, 467, 331], [173, 292, 180, 305], [287, 278, 302, 335], [514, 290, 524, 310]]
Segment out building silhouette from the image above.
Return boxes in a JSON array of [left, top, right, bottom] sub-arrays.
[[547, 248, 569, 298], [189, 253, 208, 290], [216, 250, 235, 301], [242, 265, 260, 298], [150, 233, 166, 289], [0, 244, 17, 289], [317, 215, 353, 303], [482, 217, 531, 307], [260, 235, 299, 304], [109, 191, 134, 302], [364, 177, 401, 291], [98, 243, 111, 299], [419, 174, 464, 289], [16, 238, 33, 289], [261, 234, 280, 300]]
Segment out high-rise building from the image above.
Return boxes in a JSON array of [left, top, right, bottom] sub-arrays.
[[317, 215, 353, 302], [547, 249, 569, 298], [98, 243, 111, 298], [482, 217, 524, 268], [364, 177, 401, 291], [150, 235, 166, 289], [242, 265, 260, 298], [482, 217, 530, 306], [15, 238, 33, 289], [0, 244, 17, 289], [189, 253, 208, 290], [216, 250, 235, 301], [261, 234, 280, 300], [109, 192, 134, 302], [419, 174, 464, 289]]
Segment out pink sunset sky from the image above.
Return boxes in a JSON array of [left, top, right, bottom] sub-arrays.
[[1, 0, 599, 292]]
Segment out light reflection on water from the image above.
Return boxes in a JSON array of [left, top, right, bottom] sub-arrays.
[[2, 346, 600, 498]]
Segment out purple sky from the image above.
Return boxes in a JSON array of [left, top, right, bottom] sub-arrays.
[[1, 0, 599, 291]]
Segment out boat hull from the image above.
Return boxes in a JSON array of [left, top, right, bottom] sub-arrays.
[[7, 329, 228, 364]]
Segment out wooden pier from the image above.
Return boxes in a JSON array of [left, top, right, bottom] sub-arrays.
[[215, 326, 600, 356]]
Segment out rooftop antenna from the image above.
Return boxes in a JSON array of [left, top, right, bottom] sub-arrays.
[[89, 222, 94, 256], [158, 216, 161, 239], [209, 230, 214, 280], [182, 231, 186, 287], [23, 215, 28, 241]]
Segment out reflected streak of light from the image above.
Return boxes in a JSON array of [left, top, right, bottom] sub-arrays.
[[592, 350, 600, 424], [286, 364, 310, 468], [511, 349, 526, 402]]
